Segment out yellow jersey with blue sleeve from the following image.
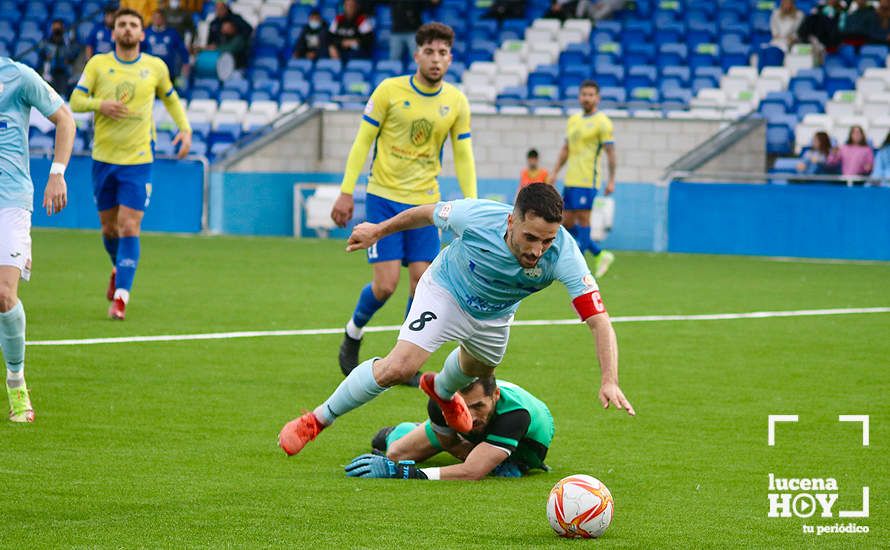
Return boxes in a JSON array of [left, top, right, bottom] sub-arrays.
[[564, 111, 613, 190], [70, 52, 190, 165], [341, 75, 475, 205]]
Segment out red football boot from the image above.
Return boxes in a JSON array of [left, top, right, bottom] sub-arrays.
[[108, 297, 126, 320], [419, 372, 472, 433], [278, 411, 325, 456]]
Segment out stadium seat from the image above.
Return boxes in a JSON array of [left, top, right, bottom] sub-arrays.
[[766, 124, 794, 155]]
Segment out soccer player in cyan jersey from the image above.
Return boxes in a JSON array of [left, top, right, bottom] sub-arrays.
[[346, 377, 554, 480], [548, 80, 617, 278], [70, 8, 191, 320], [0, 57, 75, 422], [279, 184, 634, 462], [330, 22, 477, 381]]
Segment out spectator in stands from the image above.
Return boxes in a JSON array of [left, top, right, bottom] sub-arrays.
[[542, 0, 568, 22], [870, 132, 890, 184], [840, 0, 881, 48], [390, 0, 439, 61], [796, 131, 840, 175], [86, 4, 117, 58], [121, 0, 158, 24], [877, 0, 890, 44], [145, 9, 191, 82], [798, 0, 846, 60], [484, 0, 526, 21], [40, 19, 80, 97], [770, 0, 805, 52], [838, 125, 874, 178], [519, 149, 550, 191], [207, 1, 253, 48], [216, 20, 249, 68], [294, 9, 330, 61], [575, 0, 627, 21], [162, 0, 197, 46], [329, 0, 375, 61]]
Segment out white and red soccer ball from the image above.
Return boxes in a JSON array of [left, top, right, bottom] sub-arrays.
[[546, 474, 614, 539]]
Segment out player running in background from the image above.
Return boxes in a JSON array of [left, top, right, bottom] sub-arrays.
[[329, 22, 477, 381], [346, 377, 554, 480], [70, 8, 191, 320], [0, 57, 75, 422], [279, 184, 634, 461], [548, 80, 617, 278]]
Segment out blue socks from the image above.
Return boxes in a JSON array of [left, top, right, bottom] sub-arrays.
[[404, 295, 414, 320], [102, 235, 119, 265], [434, 348, 477, 400], [115, 236, 140, 297], [0, 301, 26, 387], [352, 283, 387, 328], [314, 358, 387, 425], [568, 225, 602, 257]]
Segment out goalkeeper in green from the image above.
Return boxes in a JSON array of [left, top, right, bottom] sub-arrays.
[[345, 376, 554, 480]]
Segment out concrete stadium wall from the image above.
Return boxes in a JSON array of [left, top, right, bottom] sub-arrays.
[[226, 111, 727, 183]]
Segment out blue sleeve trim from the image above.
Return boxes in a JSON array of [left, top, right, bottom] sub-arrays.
[[165, 87, 175, 97], [457, 132, 471, 140], [603, 140, 614, 145], [362, 114, 380, 127], [75, 85, 89, 94]]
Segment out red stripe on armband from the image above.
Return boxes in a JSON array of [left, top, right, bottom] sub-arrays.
[[572, 290, 606, 320]]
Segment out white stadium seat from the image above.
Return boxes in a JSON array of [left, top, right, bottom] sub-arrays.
[[469, 102, 498, 114], [755, 77, 784, 99], [494, 73, 523, 90], [218, 99, 249, 119], [531, 19, 561, 34], [760, 66, 791, 86], [498, 64, 528, 79], [461, 72, 492, 87], [720, 75, 754, 95], [187, 99, 218, 117], [248, 100, 279, 119], [860, 92, 890, 119], [212, 112, 241, 128], [825, 99, 856, 119], [525, 28, 554, 43], [691, 88, 726, 108], [468, 61, 498, 76], [727, 66, 758, 85], [562, 19, 592, 38], [855, 76, 887, 97], [464, 84, 497, 103], [494, 50, 524, 66]]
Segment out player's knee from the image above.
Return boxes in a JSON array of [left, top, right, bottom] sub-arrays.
[[373, 280, 398, 300], [373, 357, 418, 387], [0, 286, 17, 312], [117, 217, 141, 237]]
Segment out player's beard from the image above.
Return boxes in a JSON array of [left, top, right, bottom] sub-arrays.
[[419, 66, 443, 86], [116, 34, 141, 51]]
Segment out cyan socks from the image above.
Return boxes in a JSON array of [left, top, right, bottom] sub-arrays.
[[433, 348, 477, 400], [314, 358, 386, 425], [0, 301, 26, 389]]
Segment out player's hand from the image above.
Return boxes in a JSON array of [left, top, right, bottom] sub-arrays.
[[99, 100, 129, 120], [604, 179, 616, 196], [42, 174, 67, 216], [330, 192, 354, 227], [344, 453, 428, 479], [598, 382, 635, 416], [173, 130, 192, 159], [346, 222, 380, 252]]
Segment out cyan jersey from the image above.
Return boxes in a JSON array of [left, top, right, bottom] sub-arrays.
[[0, 58, 64, 211], [430, 199, 598, 320]]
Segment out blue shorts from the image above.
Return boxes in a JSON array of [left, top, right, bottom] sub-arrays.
[[562, 186, 597, 211], [92, 160, 152, 212], [365, 193, 440, 265]]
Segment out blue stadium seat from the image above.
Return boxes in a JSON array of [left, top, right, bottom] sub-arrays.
[[771, 157, 801, 175], [285, 58, 314, 75], [190, 122, 211, 141], [559, 50, 587, 71], [282, 78, 310, 97], [653, 9, 678, 28], [279, 91, 306, 104], [218, 89, 245, 101], [824, 68, 857, 95], [314, 80, 342, 97], [661, 65, 691, 86], [188, 88, 217, 101], [751, 10, 771, 33], [599, 86, 626, 104], [497, 85, 528, 103], [758, 45, 785, 71], [766, 124, 794, 155], [658, 43, 688, 67], [662, 87, 692, 107], [315, 59, 343, 75], [626, 65, 657, 89], [590, 30, 616, 49], [691, 76, 718, 94], [345, 59, 373, 78], [624, 42, 656, 66], [375, 59, 403, 74], [252, 79, 282, 97], [252, 56, 281, 75], [249, 90, 277, 103], [789, 76, 819, 95], [211, 123, 242, 144]]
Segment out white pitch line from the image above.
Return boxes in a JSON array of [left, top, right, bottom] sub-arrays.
[[25, 307, 890, 347]]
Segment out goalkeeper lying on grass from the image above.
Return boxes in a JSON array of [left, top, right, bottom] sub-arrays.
[[345, 377, 554, 480]]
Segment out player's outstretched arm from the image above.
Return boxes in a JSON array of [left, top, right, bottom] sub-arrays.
[[547, 142, 569, 185], [586, 312, 635, 416], [333, 121, 379, 227], [42, 105, 75, 215], [428, 442, 510, 480], [346, 204, 436, 252]]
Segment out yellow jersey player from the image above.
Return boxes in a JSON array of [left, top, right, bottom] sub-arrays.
[[330, 22, 477, 382], [70, 8, 191, 320], [548, 80, 617, 278]]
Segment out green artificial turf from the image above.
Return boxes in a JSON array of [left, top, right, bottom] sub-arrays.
[[2, 229, 888, 548]]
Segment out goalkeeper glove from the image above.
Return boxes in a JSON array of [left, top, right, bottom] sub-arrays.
[[344, 453, 428, 479]]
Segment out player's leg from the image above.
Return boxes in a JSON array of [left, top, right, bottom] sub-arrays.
[[108, 164, 151, 320], [278, 340, 431, 456], [0, 209, 33, 422], [94, 160, 120, 301], [339, 194, 404, 374], [339, 259, 401, 375], [383, 421, 443, 463]]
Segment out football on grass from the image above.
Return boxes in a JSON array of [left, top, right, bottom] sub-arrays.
[[546, 474, 614, 539]]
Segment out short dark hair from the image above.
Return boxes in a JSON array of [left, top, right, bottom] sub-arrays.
[[459, 376, 497, 397], [416, 22, 455, 48], [580, 79, 600, 92], [515, 183, 563, 223], [527, 148, 539, 158], [114, 7, 144, 28]]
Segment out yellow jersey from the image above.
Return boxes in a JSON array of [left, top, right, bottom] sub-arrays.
[[360, 75, 472, 204], [564, 111, 613, 189], [71, 52, 190, 165]]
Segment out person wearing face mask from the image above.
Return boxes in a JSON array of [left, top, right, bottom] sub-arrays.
[[798, 0, 846, 60], [40, 19, 81, 96], [294, 9, 330, 60], [161, 0, 197, 47], [144, 9, 191, 81]]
